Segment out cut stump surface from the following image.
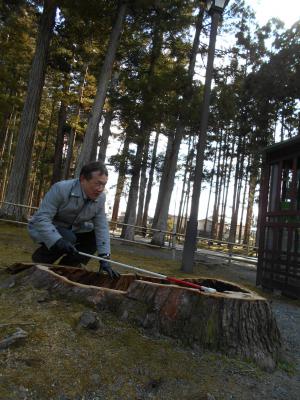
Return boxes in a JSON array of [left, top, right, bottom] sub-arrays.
[[7, 263, 282, 370]]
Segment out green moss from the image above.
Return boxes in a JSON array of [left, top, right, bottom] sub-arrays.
[[278, 360, 297, 376]]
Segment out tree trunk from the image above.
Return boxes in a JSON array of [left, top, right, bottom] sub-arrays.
[[176, 141, 195, 233], [27, 150, 41, 210], [11, 262, 282, 371], [210, 134, 223, 238], [111, 135, 130, 225], [243, 160, 259, 245], [151, 8, 204, 246], [75, 2, 127, 174], [203, 151, 217, 236], [120, 9, 164, 240], [136, 136, 150, 228], [62, 65, 89, 180], [182, 169, 192, 234], [212, 130, 230, 240], [228, 173, 242, 244], [151, 126, 183, 245], [33, 99, 56, 205], [151, 131, 173, 228], [98, 71, 119, 162], [141, 131, 159, 235], [51, 100, 67, 184], [0, 110, 15, 185], [228, 132, 246, 244], [120, 138, 145, 240], [1, 0, 57, 219], [0, 110, 14, 159], [238, 170, 249, 243], [0, 113, 18, 202], [177, 138, 194, 235], [98, 108, 113, 162], [62, 128, 75, 179], [218, 137, 235, 241]]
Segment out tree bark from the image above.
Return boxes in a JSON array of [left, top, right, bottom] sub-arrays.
[[62, 65, 89, 180], [243, 160, 259, 245], [238, 170, 249, 243], [0, 110, 13, 158], [136, 136, 150, 228], [33, 99, 56, 205], [51, 100, 67, 184], [218, 137, 235, 241], [211, 129, 230, 240], [0, 113, 17, 202], [203, 151, 217, 236], [11, 262, 282, 371], [120, 138, 145, 240], [151, 8, 204, 246], [75, 2, 127, 174], [141, 131, 159, 235], [182, 169, 192, 234], [151, 131, 173, 228], [62, 127, 75, 179], [228, 132, 246, 244], [27, 150, 41, 210], [176, 137, 193, 235], [98, 107, 113, 162], [151, 126, 183, 245], [1, 0, 57, 219], [210, 134, 223, 238], [111, 134, 130, 225], [120, 8, 164, 240]]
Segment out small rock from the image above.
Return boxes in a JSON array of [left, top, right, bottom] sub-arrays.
[[57, 394, 71, 400], [145, 378, 163, 392], [37, 292, 51, 303], [207, 393, 216, 400], [91, 373, 101, 385], [78, 310, 100, 330], [37, 294, 50, 303], [0, 328, 28, 351], [0, 276, 15, 289]]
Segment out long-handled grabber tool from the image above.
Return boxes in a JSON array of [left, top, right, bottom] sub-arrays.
[[78, 251, 217, 294]]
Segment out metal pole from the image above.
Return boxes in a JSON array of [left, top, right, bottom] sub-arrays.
[[181, 11, 221, 272]]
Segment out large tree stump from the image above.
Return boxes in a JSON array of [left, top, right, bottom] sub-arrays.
[[7, 263, 281, 370]]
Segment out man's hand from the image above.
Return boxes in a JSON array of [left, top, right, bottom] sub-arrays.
[[51, 238, 78, 255], [99, 255, 120, 279]]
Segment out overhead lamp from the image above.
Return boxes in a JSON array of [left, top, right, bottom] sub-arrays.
[[206, 0, 229, 14]]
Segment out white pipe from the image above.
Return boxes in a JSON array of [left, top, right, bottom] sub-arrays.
[[78, 251, 164, 278], [78, 251, 217, 293]]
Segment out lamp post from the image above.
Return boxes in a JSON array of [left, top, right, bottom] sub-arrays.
[[181, 0, 229, 272]]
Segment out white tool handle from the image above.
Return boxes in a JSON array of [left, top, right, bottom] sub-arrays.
[[78, 251, 165, 278]]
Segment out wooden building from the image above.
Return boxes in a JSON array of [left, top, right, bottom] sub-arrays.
[[257, 136, 300, 298]]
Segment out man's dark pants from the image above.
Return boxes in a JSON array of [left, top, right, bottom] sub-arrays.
[[31, 227, 97, 266]]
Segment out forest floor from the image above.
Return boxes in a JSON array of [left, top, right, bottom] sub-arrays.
[[0, 221, 299, 400]]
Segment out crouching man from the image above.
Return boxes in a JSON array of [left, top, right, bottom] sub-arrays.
[[28, 161, 119, 279]]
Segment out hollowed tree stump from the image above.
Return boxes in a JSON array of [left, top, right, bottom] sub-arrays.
[[7, 263, 281, 370]]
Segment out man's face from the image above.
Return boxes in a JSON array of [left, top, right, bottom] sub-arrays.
[[80, 171, 108, 200]]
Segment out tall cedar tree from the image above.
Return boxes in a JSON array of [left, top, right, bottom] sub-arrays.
[[2, 0, 57, 218]]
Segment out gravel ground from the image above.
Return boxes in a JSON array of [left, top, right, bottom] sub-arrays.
[[272, 299, 300, 370]]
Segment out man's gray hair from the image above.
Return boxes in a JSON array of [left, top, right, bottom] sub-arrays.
[[80, 161, 108, 180]]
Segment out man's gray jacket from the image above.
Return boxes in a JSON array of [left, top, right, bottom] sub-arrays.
[[28, 179, 110, 254]]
